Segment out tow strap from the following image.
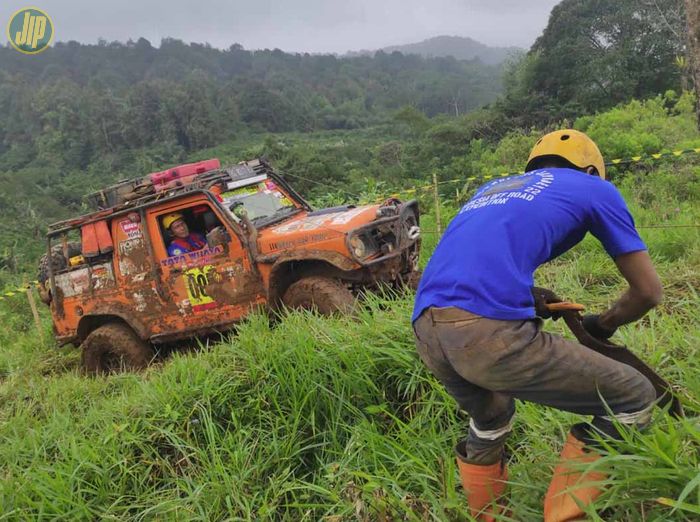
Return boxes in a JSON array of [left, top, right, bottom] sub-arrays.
[[538, 288, 684, 418]]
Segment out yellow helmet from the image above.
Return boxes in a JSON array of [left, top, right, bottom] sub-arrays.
[[162, 213, 184, 229], [526, 129, 606, 179]]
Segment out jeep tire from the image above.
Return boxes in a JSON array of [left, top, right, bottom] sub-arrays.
[[404, 269, 422, 291], [81, 323, 154, 374], [282, 276, 355, 315]]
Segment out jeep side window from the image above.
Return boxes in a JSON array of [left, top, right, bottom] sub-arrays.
[[159, 205, 223, 257]]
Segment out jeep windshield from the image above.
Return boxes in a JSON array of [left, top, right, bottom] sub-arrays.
[[220, 180, 299, 225]]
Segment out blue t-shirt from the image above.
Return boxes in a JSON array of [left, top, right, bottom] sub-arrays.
[[412, 168, 647, 322]]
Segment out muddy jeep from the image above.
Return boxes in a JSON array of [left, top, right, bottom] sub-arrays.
[[39, 158, 421, 373]]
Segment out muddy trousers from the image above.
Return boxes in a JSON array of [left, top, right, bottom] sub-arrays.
[[413, 307, 656, 465]]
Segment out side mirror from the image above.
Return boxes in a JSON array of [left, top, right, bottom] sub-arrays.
[[206, 226, 230, 247]]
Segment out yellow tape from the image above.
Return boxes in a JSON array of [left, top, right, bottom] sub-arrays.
[[0, 281, 40, 302]]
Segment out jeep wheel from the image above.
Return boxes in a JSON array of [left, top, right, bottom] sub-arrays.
[[404, 269, 422, 291], [81, 323, 154, 375], [282, 276, 355, 315]]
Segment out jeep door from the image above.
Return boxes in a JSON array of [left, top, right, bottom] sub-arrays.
[[148, 196, 265, 338]]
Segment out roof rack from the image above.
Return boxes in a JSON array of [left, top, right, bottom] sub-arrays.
[[48, 159, 287, 232]]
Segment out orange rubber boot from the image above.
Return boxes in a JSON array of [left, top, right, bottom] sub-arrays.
[[456, 445, 508, 522], [544, 433, 607, 522]]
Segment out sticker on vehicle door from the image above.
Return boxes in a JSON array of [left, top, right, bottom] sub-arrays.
[[183, 265, 219, 312]]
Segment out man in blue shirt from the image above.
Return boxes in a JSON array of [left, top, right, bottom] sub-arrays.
[[413, 130, 662, 521]]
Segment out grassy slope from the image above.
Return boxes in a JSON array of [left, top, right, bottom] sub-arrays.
[[1, 111, 699, 520]]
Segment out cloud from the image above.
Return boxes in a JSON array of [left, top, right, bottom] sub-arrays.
[[0, 0, 560, 53]]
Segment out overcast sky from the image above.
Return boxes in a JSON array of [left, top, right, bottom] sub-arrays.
[[1, 0, 560, 53]]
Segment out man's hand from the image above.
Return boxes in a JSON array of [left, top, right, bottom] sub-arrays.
[[598, 251, 663, 331], [531, 287, 563, 320], [582, 314, 617, 340]]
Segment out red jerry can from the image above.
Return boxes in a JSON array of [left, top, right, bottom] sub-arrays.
[[81, 220, 113, 258], [150, 159, 221, 191], [95, 220, 113, 254], [81, 224, 99, 258]]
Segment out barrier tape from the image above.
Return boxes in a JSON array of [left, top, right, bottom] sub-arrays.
[[607, 147, 700, 165], [0, 281, 39, 302], [380, 146, 700, 200]]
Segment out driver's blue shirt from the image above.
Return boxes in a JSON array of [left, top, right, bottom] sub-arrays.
[[167, 232, 206, 257], [412, 168, 646, 322]]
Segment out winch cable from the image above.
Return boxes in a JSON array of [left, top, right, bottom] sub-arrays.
[[539, 288, 685, 419]]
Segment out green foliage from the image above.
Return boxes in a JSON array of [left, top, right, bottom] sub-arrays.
[[498, 0, 686, 126], [576, 93, 700, 161], [0, 154, 698, 519], [0, 40, 503, 166], [3, 89, 700, 281], [393, 106, 430, 135]]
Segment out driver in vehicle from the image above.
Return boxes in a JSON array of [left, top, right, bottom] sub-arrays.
[[163, 213, 207, 256]]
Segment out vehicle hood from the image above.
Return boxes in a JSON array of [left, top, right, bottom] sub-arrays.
[[257, 204, 379, 254]]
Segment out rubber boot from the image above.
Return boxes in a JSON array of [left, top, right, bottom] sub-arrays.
[[456, 441, 508, 522], [544, 433, 607, 522]]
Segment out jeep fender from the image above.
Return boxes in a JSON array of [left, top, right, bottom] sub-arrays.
[[267, 250, 358, 305], [77, 310, 150, 344]]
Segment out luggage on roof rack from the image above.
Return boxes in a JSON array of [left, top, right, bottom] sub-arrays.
[[85, 178, 151, 210], [84, 159, 222, 210], [150, 159, 221, 191]]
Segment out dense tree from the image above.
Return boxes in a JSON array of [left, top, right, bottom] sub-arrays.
[[687, 0, 700, 128], [0, 15, 691, 277], [499, 0, 685, 125], [0, 40, 503, 169]]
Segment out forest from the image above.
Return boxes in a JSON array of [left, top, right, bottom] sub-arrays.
[[0, 0, 698, 520], [0, 0, 687, 279]]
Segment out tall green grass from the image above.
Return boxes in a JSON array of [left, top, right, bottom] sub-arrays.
[[1, 164, 698, 521], [2, 96, 700, 519]]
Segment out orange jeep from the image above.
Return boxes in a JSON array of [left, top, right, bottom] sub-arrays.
[[38, 158, 421, 373]]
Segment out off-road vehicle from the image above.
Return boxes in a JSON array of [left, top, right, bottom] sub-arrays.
[[38, 158, 421, 373]]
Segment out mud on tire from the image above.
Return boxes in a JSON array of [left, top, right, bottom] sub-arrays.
[[81, 322, 154, 375], [282, 276, 355, 315], [403, 269, 422, 291]]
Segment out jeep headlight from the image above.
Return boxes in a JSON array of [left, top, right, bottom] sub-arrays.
[[350, 235, 378, 259]]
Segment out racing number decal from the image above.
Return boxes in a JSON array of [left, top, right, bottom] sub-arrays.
[[184, 265, 219, 312]]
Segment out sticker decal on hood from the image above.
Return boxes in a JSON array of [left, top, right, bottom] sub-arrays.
[[329, 207, 368, 225], [271, 206, 371, 234]]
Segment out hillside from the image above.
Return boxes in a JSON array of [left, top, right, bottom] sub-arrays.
[[0, 98, 698, 520], [0, 0, 686, 282], [0, 39, 505, 273], [378, 35, 522, 65]]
